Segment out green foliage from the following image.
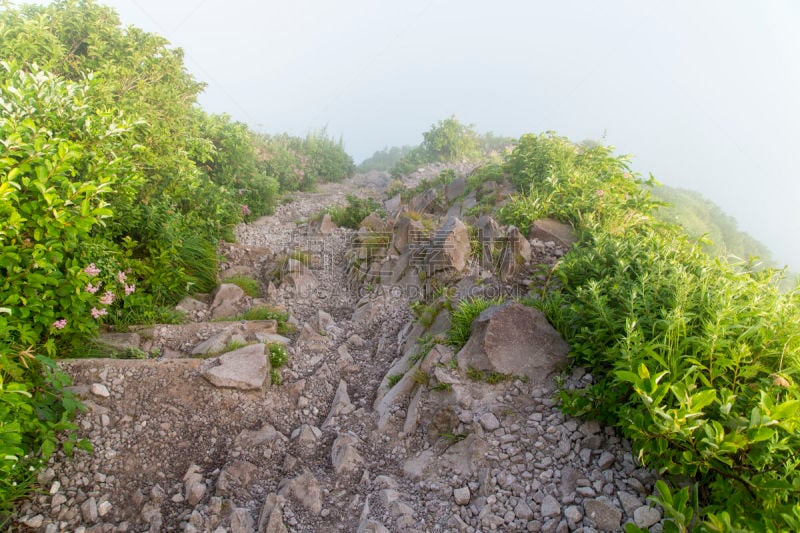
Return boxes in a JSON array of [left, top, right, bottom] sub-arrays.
[[504, 132, 800, 530], [257, 129, 354, 191], [223, 275, 261, 298], [358, 145, 415, 172], [447, 297, 503, 350], [226, 306, 294, 335], [387, 373, 404, 388], [422, 116, 481, 162], [651, 185, 773, 264], [389, 117, 485, 178], [325, 195, 382, 229], [0, 348, 90, 519], [268, 343, 289, 369]]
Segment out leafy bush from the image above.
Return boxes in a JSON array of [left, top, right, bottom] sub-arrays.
[[503, 133, 800, 530], [652, 184, 773, 263], [268, 343, 289, 368], [257, 129, 354, 191], [325, 195, 382, 229], [389, 117, 482, 178], [358, 145, 415, 172]]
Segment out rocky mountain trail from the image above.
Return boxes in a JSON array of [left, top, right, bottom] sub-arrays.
[[15, 168, 666, 532]]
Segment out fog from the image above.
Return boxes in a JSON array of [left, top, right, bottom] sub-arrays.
[[35, 0, 800, 270]]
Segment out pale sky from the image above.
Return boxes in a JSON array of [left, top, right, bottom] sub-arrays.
[[32, 1, 800, 270]]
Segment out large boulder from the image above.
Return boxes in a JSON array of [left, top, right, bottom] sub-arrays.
[[499, 226, 532, 279], [445, 177, 467, 203], [308, 213, 336, 235], [457, 302, 569, 384], [427, 216, 471, 273], [201, 344, 270, 390], [529, 218, 577, 248], [390, 216, 426, 255], [476, 216, 501, 268], [209, 283, 248, 320], [409, 188, 439, 213]]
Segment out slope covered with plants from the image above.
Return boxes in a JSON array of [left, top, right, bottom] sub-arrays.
[[0, 0, 353, 516], [492, 133, 800, 531]]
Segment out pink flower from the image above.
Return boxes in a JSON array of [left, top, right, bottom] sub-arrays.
[[116, 271, 127, 284], [124, 284, 136, 296], [52, 319, 67, 330], [99, 291, 115, 305], [86, 282, 101, 294], [241, 204, 251, 216], [596, 189, 605, 197], [91, 307, 108, 319], [84, 263, 101, 276]]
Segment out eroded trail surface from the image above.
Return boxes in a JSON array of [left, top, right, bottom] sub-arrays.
[[15, 171, 665, 533]]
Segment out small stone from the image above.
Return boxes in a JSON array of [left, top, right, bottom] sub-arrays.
[[98, 500, 113, 517], [515, 500, 534, 520], [23, 515, 44, 528], [541, 495, 561, 518], [49, 481, 61, 495], [583, 499, 622, 531], [80, 497, 98, 523], [90, 383, 110, 397], [454, 487, 471, 505], [564, 505, 582, 524], [479, 412, 500, 431], [634, 506, 662, 528], [597, 451, 616, 469]]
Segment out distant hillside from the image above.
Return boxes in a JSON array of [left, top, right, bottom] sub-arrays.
[[651, 185, 773, 265]]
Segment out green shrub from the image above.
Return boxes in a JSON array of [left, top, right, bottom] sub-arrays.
[[359, 145, 415, 172], [504, 132, 800, 530], [268, 343, 289, 369], [325, 195, 382, 229]]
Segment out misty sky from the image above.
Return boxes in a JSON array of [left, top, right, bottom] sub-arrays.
[[33, 0, 800, 270]]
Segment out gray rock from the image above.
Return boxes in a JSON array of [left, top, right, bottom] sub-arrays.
[[201, 344, 269, 390], [529, 218, 577, 248], [427, 216, 471, 272], [175, 296, 207, 314], [479, 412, 500, 431], [457, 302, 569, 384], [597, 451, 616, 469], [391, 216, 426, 255], [634, 506, 662, 528], [564, 505, 583, 524], [257, 493, 287, 533], [322, 380, 355, 428], [191, 330, 232, 355], [541, 494, 561, 518], [454, 487, 471, 505], [410, 188, 438, 213], [309, 213, 336, 235], [97, 332, 141, 352], [234, 423, 283, 448], [230, 507, 254, 533], [278, 470, 323, 515], [499, 225, 532, 279], [445, 177, 467, 203], [515, 500, 534, 520], [90, 383, 110, 398], [80, 497, 98, 523], [617, 491, 643, 517], [184, 464, 206, 506], [216, 461, 259, 496], [209, 283, 247, 319], [331, 433, 364, 475], [583, 499, 622, 531]]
